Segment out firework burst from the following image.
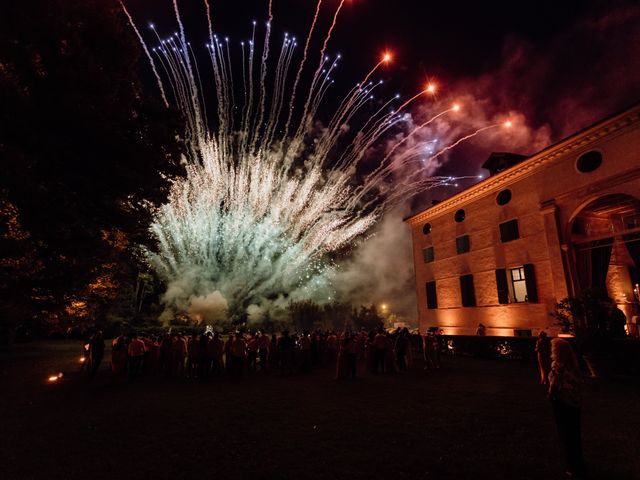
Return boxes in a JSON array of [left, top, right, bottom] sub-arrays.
[[122, 1, 506, 324]]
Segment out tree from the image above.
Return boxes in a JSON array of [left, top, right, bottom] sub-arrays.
[[322, 302, 353, 331], [352, 304, 384, 331], [288, 300, 323, 332], [552, 288, 612, 336], [551, 288, 627, 359], [0, 0, 184, 337]]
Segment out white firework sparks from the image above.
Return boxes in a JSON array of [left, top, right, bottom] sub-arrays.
[[123, 1, 502, 324]]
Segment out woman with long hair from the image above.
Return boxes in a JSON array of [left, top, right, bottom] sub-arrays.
[[548, 338, 585, 478]]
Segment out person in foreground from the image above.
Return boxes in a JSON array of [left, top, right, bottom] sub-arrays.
[[548, 338, 585, 478]]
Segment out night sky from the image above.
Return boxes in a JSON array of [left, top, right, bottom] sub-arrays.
[[126, 0, 640, 206]]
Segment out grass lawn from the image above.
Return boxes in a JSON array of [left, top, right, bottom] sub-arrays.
[[1, 341, 638, 480]]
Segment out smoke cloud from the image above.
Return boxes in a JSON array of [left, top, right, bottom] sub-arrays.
[[187, 291, 229, 324], [332, 207, 416, 321]]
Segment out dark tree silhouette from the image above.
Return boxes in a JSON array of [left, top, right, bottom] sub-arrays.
[[0, 0, 184, 339]]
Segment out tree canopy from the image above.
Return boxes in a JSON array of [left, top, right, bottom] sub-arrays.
[[0, 0, 184, 338]]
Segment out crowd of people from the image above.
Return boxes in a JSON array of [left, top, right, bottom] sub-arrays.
[[83, 327, 443, 381], [82, 326, 586, 477]]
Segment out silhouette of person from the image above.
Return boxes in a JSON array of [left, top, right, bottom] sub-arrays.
[[548, 338, 585, 478]]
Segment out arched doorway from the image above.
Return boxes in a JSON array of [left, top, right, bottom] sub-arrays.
[[568, 194, 640, 333]]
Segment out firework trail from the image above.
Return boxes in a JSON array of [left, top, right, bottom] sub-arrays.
[[292, 0, 346, 145], [284, 0, 323, 137], [429, 123, 504, 162], [123, 1, 507, 324], [119, 1, 168, 107]]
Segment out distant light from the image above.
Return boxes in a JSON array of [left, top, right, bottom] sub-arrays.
[[452, 103, 460, 112], [425, 83, 436, 94], [504, 120, 513, 128]]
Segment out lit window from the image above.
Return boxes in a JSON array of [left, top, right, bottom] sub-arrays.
[[496, 264, 538, 303], [509, 267, 528, 302], [422, 246, 434, 263]]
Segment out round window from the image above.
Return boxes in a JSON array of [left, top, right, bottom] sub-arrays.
[[576, 151, 602, 173], [496, 189, 512, 206], [454, 209, 465, 223], [422, 223, 432, 235]]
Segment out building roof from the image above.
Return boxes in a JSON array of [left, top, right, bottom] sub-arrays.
[[481, 152, 528, 176], [403, 101, 640, 225]]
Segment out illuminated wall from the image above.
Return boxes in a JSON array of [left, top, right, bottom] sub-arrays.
[[405, 105, 640, 336]]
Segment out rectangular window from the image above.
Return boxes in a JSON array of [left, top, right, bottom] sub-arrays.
[[460, 274, 476, 307], [422, 246, 434, 263], [509, 266, 528, 302], [456, 235, 470, 254], [504, 264, 537, 302], [426, 281, 438, 309], [499, 219, 520, 242]]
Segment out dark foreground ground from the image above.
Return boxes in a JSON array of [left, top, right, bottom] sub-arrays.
[[1, 341, 639, 480]]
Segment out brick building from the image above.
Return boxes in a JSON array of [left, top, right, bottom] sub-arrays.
[[404, 104, 640, 336]]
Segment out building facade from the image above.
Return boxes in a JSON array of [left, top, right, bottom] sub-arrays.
[[404, 104, 640, 336]]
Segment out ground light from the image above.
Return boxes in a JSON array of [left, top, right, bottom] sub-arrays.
[[47, 372, 63, 383]]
